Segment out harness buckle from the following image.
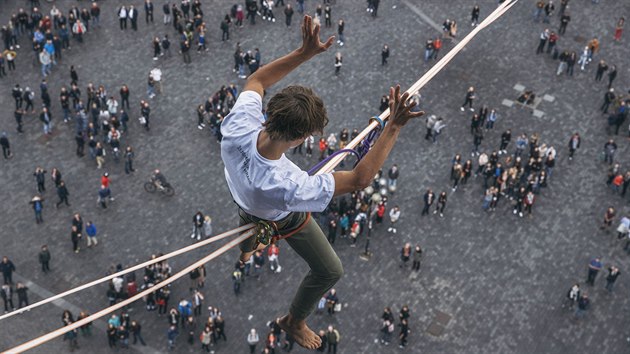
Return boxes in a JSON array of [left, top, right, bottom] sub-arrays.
[[254, 220, 276, 249]]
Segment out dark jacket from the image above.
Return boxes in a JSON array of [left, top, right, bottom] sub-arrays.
[[39, 250, 51, 264], [0, 260, 16, 276]]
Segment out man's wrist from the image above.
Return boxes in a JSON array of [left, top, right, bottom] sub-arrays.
[[294, 47, 313, 61], [384, 122, 402, 134]]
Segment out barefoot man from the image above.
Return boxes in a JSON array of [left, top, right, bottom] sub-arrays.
[[220, 15, 423, 349]]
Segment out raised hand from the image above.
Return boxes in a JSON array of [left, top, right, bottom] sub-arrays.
[[299, 15, 335, 59], [388, 85, 425, 127]]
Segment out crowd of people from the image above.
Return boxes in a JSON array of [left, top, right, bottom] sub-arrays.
[[1, 0, 628, 352]]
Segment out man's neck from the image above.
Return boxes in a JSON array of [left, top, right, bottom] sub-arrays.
[[257, 130, 289, 160]]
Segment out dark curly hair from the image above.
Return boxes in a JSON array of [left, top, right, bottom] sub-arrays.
[[264, 85, 328, 141]]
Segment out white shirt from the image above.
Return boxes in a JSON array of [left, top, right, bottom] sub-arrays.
[[389, 208, 400, 222], [221, 91, 335, 221], [150, 68, 162, 82]]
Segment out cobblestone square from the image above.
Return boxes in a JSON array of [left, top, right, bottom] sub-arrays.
[[1, 0, 629, 353]]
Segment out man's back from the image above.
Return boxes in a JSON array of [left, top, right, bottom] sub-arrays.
[[220, 90, 334, 221]]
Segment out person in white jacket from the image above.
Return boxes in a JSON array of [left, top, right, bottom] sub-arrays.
[[388, 205, 400, 233]]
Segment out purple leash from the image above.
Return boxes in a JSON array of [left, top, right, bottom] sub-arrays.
[[307, 116, 386, 176]]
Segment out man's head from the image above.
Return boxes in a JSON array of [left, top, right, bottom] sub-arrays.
[[264, 86, 328, 142]]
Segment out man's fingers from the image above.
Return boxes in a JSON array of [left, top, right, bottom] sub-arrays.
[[399, 92, 410, 104], [313, 21, 321, 40], [322, 35, 335, 50], [411, 111, 426, 118]]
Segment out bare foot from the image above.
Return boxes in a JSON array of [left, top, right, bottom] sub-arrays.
[[277, 314, 321, 349]]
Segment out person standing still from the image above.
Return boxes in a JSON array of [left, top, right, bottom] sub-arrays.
[[568, 133, 580, 160], [39, 245, 51, 273], [381, 44, 389, 66], [337, 19, 344, 46], [586, 257, 602, 286], [334, 52, 342, 76], [247, 328, 259, 354], [605, 266, 620, 292], [56, 181, 70, 208], [86, 221, 98, 247], [0, 257, 16, 285], [325, 325, 340, 354], [124, 146, 135, 174]]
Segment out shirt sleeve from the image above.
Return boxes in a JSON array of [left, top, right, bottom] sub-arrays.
[[283, 172, 335, 213], [221, 90, 264, 138]]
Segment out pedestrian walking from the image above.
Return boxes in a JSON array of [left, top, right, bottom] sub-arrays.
[[0, 132, 11, 159], [460, 86, 476, 112]]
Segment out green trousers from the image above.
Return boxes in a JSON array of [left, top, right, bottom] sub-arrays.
[[239, 210, 344, 320]]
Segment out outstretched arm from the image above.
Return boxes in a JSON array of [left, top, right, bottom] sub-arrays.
[[243, 15, 334, 98]]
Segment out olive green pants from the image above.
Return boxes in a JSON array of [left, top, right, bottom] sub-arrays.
[[239, 210, 344, 320]]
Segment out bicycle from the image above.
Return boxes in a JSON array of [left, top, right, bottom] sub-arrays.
[[144, 180, 175, 197]]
